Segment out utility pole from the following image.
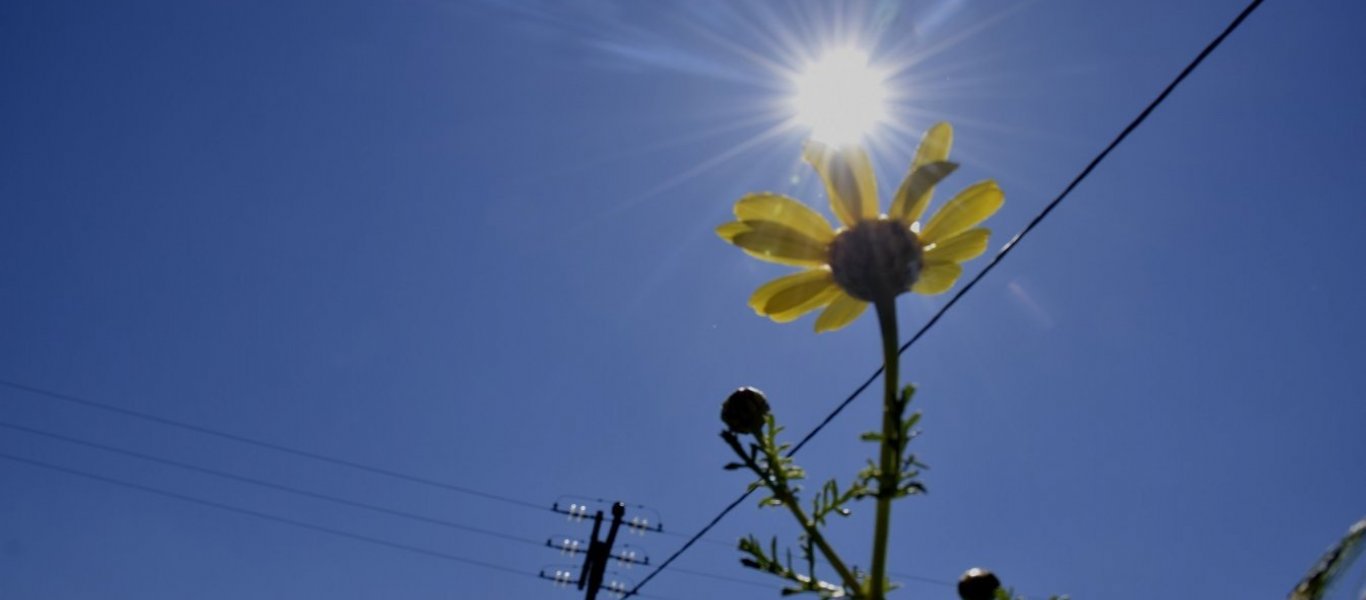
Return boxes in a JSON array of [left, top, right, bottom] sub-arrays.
[[541, 497, 656, 597], [579, 502, 625, 600]]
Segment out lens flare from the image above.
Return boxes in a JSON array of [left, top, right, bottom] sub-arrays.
[[792, 48, 889, 145]]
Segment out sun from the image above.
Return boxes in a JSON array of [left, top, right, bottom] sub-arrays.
[[791, 48, 890, 146]]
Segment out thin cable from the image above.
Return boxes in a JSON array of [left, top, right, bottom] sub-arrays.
[[655, 531, 955, 586], [888, 571, 955, 588], [626, 0, 1266, 596], [0, 451, 688, 600], [0, 420, 544, 549], [0, 451, 537, 579], [790, 0, 1267, 457], [0, 378, 544, 511], [624, 492, 754, 597], [667, 566, 774, 589], [2, 422, 780, 597], [655, 528, 734, 547]]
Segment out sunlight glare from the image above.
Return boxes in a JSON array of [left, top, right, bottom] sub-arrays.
[[792, 48, 889, 146]]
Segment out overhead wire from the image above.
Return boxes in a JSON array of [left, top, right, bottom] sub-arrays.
[[0, 422, 769, 597], [0, 378, 544, 512], [0, 396, 938, 590], [0, 451, 706, 600], [624, 0, 1268, 596], [0, 419, 546, 550], [0, 451, 539, 580], [657, 529, 953, 589], [666, 566, 774, 589]]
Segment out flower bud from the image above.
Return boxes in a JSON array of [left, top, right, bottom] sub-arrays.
[[957, 567, 1001, 600], [720, 387, 769, 435]]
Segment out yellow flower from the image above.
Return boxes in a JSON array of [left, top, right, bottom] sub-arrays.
[[716, 122, 1003, 332]]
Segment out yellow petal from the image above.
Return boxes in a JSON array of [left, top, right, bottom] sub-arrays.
[[730, 220, 829, 267], [923, 227, 991, 263], [913, 122, 954, 170], [733, 193, 834, 243], [920, 180, 1004, 244], [813, 292, 869, 333], [888, 160, 958, 224], [715, 221, 750, 242], [894, 122, 954, 222], [747, 269, 840, 322], [803, 141, 878, 226], [911, 260, 962, 295], [771, 285, 840, 322]]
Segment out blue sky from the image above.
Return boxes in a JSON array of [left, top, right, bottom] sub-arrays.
[[2, 0, 1364, 598]]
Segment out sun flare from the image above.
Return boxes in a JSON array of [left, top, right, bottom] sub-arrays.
[[792, 48, 889, 146]]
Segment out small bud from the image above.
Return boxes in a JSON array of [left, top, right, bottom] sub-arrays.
[[957, 567, 1001, 600], [721, 387, 770, 435]]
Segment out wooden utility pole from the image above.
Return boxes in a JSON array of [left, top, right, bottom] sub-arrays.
[[578, 502, 626, 600]]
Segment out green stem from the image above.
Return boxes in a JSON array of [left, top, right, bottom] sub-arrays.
[[869, 297, 900, 599], [723, 432, 861, 593], [775, 489, 861, 593]]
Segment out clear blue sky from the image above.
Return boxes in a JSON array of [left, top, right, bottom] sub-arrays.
[[2, 1, 1364, 598]]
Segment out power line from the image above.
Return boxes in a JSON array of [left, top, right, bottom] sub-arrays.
[[626, 493, 752, 597], [790, 0, 1266, 458], [0, 421, 768, 597], [0, 451, 538, 579], [0, 419, 545, 550], [0, 451, 698, 600], [625, 0, 1267, 596], [889, 571, 955, 588], [656, 528, 733, 547], [667, 566, 773, 589], [659, 531, 953, 587], [0, 385, 719, 560], [0, 378, 544, 512]]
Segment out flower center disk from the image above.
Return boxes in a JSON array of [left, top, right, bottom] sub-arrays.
[[827, 219, 924, 303]]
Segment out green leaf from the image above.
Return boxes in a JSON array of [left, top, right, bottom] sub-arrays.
[[901, 411, 922, 429], [1290, 517, 1366, 600], [899, 384, 917, 402]]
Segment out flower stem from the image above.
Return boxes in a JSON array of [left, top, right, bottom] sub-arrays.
[[776, 488, 861, 593], [721, 431, 861, 593], [869, 297, 901, 599]]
